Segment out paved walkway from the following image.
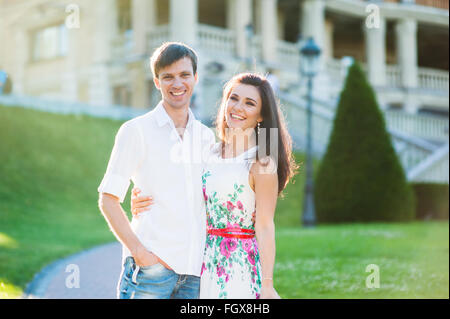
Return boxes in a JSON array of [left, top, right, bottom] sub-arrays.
[[23, 242, 122, 299]]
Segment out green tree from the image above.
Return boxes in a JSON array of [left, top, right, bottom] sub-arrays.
[[314, 63, 415, 223]]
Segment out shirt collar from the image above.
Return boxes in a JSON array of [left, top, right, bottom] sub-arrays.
[[155, 101, 196, 129]]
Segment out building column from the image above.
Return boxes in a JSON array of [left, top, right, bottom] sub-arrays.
[[396, 18, 418, 88], [169, 0, 198, 46], [129, 0, 155, 108], [301, 0, 329, 98], [301, 0, 325, 49], [277, 8, 285, 40], [132, 0, 157, 56], [13, 29, 28, 94], [301, 0, 326, 74], [259, 0, 278, 64], [226, 0, 236, 30], [396, 18, 419, 113], [129, 62, 149, 108], [89, 0, 117, 106], [364, 16, 387, 87], [62, 28, 79, 102], [230, 0, 252, 59], [324, 18, 334, 62]]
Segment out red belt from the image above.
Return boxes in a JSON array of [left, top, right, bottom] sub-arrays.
[[207, 227, 255, 239]]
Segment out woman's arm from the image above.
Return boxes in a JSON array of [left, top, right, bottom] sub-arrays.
[[251, 159, 281, 299]]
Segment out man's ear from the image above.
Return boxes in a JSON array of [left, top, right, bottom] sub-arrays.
[[194, 72, 199, 85], [153, 76, 160, 90]]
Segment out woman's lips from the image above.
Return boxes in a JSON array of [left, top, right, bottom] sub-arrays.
[[230, 113, 246, 121]]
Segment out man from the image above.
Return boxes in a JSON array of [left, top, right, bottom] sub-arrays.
[[98, 42, 215, 299]]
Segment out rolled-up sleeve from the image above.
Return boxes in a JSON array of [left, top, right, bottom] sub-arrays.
[[98, 121, 144, 202]]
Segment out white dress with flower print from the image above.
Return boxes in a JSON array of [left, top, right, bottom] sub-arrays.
[[200, 144, 262, 299]]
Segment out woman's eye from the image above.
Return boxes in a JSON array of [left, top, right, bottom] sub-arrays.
[[230, 96, 238, 101]]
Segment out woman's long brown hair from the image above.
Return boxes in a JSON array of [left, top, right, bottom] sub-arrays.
[[215, 73, 298, 195]]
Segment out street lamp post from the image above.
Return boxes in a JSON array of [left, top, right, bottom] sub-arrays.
[[299, 37, 321, 227]]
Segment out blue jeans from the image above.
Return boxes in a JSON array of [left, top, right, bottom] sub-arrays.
[[117, 256, 200, 299]]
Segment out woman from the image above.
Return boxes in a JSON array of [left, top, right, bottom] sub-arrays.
[[132, 73, 297, 299]]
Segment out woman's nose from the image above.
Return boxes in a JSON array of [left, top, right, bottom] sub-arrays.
[[232, 101, 244, 112]]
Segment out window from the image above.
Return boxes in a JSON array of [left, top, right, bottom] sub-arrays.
[[32, 24, 68, 61]]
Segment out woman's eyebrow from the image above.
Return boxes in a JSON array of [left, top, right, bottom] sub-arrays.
[[245, 97, 257, 104]]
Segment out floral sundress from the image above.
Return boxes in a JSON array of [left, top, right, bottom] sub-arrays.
[[199, 144, 262, 299]]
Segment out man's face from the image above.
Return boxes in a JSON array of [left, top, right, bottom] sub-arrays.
[[154, 57, 198, 111]]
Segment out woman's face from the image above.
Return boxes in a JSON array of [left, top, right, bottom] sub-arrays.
[[224, 83, 263, 131]]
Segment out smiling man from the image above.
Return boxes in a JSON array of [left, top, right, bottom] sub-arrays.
[[98, 42, 215, 299]]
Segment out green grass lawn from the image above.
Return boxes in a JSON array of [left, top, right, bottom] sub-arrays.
[[0, 106, 119, 298], [0, 105, 448, 299], [275, 222, 449, 298]]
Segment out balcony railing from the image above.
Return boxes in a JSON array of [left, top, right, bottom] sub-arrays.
[[384, 110, 449, 143], [418, 67, 450, 91], [413, 0, 449, 10], [276, 40, 300, 69], [198, 24, 236, 56], [114, 23, 449, 95], [327, 58, 449, 92], [371, 0, 449, 10], [147, 25, 170, 53]]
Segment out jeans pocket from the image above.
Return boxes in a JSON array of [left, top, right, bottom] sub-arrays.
[[140, 262, 163, 271], [118, 270, 133, 299]]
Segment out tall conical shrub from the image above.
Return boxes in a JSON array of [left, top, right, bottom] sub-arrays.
[[314, 63, 415, 223]]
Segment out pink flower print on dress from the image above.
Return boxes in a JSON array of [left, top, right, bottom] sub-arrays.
[[227, 221, 239, 228], [225, 238, 238, 253], [226, 201, 235, 211], [242, 239, 253, 253], [237, 201, 244, 210], [247, 249, 256, 266], [220, 240, 231, 259], [202, 186, 208, 201], [216, 265, 226, 277], [201, 262, 207, 275]]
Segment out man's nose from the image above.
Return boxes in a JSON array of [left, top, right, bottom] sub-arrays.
[[173, 76, 183, 87]]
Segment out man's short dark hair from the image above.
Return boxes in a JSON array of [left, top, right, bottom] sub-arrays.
[[150, 42, 198, 78]]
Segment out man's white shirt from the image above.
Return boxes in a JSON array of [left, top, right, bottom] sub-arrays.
[[98, 101, 215, 276]]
